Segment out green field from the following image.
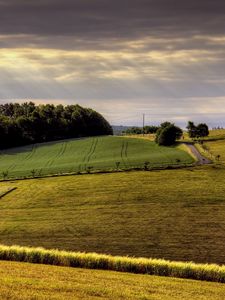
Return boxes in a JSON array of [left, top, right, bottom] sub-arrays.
[[0, 260, 225, 300], [1, 166, 225, 264], [0, 136, 194, 179]]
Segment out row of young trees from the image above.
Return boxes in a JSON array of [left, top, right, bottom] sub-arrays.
[[0, 102, 113, 149]]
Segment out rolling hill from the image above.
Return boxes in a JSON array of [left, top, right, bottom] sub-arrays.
[[0, 133, 224, 299], [1, 166, 225, 264], [0, 136, 194, 179]]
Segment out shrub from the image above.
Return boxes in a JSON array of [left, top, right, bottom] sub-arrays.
[[155, 123, 183, 146]]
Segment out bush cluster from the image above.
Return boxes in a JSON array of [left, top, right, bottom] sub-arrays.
[[123, 126, 159, 135]]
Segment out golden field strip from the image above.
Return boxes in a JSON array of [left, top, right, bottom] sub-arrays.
[[1, 260, 225, 300], [0, 244, 225, 283]]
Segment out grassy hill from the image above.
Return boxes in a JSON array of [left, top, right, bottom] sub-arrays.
[[0, 136, 193, 180], [1, 166, 225, 264], [0, 260, 225, 300], [0, 133, 225, 298]]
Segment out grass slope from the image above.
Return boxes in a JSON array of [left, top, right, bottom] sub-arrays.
[[206, 129, 225, 140], [0, 136, 193, 179], [1, 260, 225, 300], [205, 139, 225, 164], [1, 166, 225, 264]]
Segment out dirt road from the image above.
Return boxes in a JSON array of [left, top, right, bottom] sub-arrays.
[[185, 143, 211, 165]]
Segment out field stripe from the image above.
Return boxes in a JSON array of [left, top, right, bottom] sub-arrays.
[[124, 141, 131, 167], [23, 144, 37, 162], [81, 138, 98, 170], [0, 244, 225, 283], [120, 141, 128, 168], [44, 142, 68, 170], [82, 138, 94, 170], [82, 138, 95, 163], [6, 144, 37, 174], [87, 138, 98, 163]]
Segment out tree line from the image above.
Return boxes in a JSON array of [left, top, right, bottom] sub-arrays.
[[123, 121, 209, 146], [0, 102, 113, 149], [155, 121, 209, 145], [186, 121, 209, 138], [123, 125, 159, 135]]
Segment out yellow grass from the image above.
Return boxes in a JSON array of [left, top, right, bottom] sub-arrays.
[[1, 260, 225, 300], [0, 244, 225, 283]]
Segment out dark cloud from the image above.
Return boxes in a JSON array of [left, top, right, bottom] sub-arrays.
[[0, 0, 225, 126], [0, 0, 225, 39]]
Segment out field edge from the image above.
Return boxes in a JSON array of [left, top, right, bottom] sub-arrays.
[[0, 244, 225, 284]]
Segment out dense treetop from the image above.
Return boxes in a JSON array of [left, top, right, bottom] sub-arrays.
[[186, 121, 209, 139], [155, 122, 183, 146], [0, 102, 113, 149]]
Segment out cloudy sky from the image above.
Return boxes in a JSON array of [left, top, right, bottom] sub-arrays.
[[1, 0, 225, 126]]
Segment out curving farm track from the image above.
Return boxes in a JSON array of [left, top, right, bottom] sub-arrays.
[[185, 143, 211, 165]]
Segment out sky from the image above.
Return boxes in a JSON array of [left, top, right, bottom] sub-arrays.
[[1, 0, 225, 127]]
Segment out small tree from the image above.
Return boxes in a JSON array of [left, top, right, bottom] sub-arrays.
[[155, 123, 183, 146], [196, 123, 209, 138], [216, 155, 221, 161], [31, 169, 36, 178], [2, 171, 8, 180], [86, 166, 93, 174], [143, 161, 150, 170], [115, 161, 120, 170], [186, 121, 196, 138], [186, 121, 209, 139], [202, 144, 209, 152]]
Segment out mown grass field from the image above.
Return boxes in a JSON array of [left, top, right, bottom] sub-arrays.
[[207, 129, 225, 140], [1, 166, 225, 264], [0, 186, 16, 198], [0, 136, 193, 179], [182, 128, 225, 142], [0, 260, 225, 300], [204, 139, 225, 164]]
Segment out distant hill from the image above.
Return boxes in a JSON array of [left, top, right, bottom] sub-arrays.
[[112, 125, 131, 135]]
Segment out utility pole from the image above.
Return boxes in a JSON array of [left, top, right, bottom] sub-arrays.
[[142, 113, 145, 136]]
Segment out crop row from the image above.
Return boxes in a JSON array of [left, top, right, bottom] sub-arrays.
[[0, 244, 224, 283], [0, 160, 194, 181]]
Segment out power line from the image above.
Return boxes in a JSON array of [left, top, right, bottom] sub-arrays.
[[142, 113, 145, 136]]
